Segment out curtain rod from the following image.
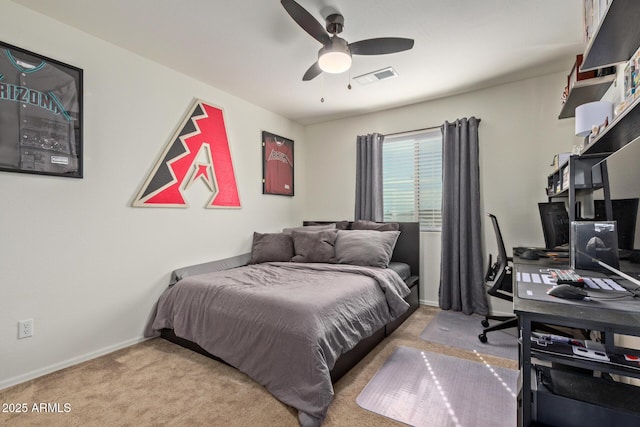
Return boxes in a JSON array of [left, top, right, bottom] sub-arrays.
[[384, 118, 481, 137]]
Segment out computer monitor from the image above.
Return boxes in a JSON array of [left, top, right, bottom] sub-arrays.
[[593, 198, 639, 250], [538, 202, 570, 249]]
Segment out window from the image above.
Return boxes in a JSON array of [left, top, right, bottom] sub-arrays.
[[382, 128, 443, 231]]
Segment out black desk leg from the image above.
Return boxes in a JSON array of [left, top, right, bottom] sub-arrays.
[[519, 317, 532, 427], [603, 327, 615, 354]]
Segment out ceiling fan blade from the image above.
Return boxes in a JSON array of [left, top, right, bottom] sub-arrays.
[[349, 37, 415, 55], [302, 61, 322, 81], [281, 0, 331, 45]]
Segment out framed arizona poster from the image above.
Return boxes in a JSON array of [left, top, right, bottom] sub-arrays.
[[262, 131, 294, 196], [0, 41, 83, 178]]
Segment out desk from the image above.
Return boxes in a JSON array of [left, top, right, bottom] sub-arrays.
[[513, 258, 640, 426]]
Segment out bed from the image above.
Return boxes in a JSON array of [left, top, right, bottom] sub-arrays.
[[145, 221, 420, 426]]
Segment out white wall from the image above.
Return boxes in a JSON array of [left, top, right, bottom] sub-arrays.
[[1, 0, 608, 391], [0, 1, 305, 389], [303, 71, 576, 311]]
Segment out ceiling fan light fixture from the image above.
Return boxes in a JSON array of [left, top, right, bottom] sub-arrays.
[[318, 37, 352, 74], [318, 51, 352, 73], [281, 0, 414, 81]]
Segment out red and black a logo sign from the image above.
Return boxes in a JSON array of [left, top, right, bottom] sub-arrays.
[[133, 99, 241, 208]]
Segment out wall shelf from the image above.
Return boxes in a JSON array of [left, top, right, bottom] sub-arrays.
[[581, 94, 640, 155], [558, 74, 616, 119], [582, 0, 640, 71]]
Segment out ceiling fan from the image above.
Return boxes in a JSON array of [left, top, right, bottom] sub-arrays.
[[281, 0, 415, 81]]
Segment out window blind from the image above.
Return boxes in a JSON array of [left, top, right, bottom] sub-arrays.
[[382, 128, 443, 231]]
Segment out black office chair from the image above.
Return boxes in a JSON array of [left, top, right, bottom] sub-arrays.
[[478, 213, 517, 343]]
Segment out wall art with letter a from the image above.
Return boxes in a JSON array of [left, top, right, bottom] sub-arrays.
[[133, 99, 241, 208]]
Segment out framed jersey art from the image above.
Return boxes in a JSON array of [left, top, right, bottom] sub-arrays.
[[0, 41, 83, 178], [262, 131, 294, 196]]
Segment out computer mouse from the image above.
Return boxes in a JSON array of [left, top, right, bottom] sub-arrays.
[[547, 284, 588, 300], [520, 249, 540, 260]]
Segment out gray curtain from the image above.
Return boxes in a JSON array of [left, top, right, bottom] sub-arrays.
[[355, 133, 384, 221], [439, 117, 489, 315]]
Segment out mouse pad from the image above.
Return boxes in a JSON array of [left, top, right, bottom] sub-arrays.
[[516, 270, 639, 312], [516, 270, 626, 291]]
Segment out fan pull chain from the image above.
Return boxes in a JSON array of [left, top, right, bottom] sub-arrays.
[[321, 74, 325, 103], [347, 68, 352, 90]]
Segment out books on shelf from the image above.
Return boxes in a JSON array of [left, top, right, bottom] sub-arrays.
[[583, 0, 611, 43], [561, 166, 570, 191]]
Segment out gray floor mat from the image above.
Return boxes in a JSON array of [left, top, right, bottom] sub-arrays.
[[356, 345, 518, 427], [420, 310, 518, 361]]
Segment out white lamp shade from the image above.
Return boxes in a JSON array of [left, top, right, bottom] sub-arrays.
[[318, 37, 352, 74], [318, 51, 352, 74], [575, 101, 613, 137]]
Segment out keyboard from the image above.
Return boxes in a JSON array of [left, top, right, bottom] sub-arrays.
[[547, 268, 585, 287]]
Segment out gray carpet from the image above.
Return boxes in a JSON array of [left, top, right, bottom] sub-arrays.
[[419, 309, 518, 361], [356, 346, 518, 427]]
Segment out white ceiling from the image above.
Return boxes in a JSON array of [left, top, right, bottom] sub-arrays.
[[12, 0, 585, 125]]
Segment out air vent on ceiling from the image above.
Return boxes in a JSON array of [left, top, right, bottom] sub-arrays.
[[353, 67, 399, 85]]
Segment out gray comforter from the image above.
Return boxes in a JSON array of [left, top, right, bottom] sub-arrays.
[[146, 262, 410, 426]]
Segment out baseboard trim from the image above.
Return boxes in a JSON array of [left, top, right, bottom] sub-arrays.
[[420, 299, 438, 307], [419, 299, 512, 317], [0, 336, 149, 391]]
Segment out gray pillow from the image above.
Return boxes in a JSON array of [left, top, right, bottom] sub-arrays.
[[248, 232, 294, 264], [305, 220, 350, 230], [352, 220, 400, 231], [335, 230, 400, 268], [291, 229, 338, 263], [283, 223, 336, 234]]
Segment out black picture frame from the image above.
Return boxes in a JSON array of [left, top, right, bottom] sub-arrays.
[[0, 41, 83, 178], [262, 131, 294, 196]]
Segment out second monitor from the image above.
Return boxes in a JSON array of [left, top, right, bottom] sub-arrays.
[[593, 198, 639, 250], [538, 202, 570, 249], [538, 198, 639, 252]]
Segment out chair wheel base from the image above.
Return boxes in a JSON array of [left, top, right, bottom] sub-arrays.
[[481, 319, 490, 327], [478, 333, 488, 343]]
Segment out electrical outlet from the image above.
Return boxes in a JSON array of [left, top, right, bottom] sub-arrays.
[[18, 319, 33, 339]]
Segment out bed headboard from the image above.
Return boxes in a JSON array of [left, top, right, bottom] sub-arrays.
[[303, 221, 420, 277]]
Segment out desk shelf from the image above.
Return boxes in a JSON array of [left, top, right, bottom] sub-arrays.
[[531, 348, 640, 379], [546, 155, 608, 223], [513, 260, 640, 427]]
